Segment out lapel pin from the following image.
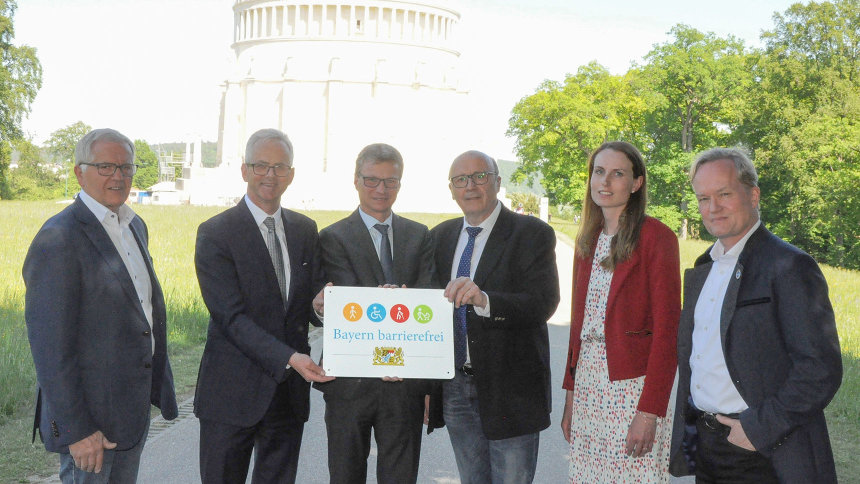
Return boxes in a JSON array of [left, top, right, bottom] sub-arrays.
[[735, 269, 741, 280]]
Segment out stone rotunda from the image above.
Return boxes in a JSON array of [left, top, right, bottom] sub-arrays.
[[183, 0, 472, 211]]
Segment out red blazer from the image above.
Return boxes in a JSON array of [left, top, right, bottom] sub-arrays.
[[562, 216, 680, 416]]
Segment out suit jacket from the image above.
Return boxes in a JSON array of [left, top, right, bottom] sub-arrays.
[[669, 225, 842, 482], [314, 209, 435, 397], [193, 200, 325, 426], [563, 216, 680, 416], [23, 197, 178, 453], [428, 206, 560, 440]]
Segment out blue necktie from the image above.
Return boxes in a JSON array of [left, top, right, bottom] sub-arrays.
[[454, 226, 482, 368]]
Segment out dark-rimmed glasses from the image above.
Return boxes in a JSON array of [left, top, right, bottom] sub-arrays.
[[359, 175, 400, 189], [79, 162, 138, 178], [450, 171, 496, 188], [248, 163, 292, 177]]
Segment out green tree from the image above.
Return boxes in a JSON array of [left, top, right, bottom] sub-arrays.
[[0, 0, 42, 199], [133, 140, 159, 189], [635, 25, 752, 236], [46, 121, 91, 197], [8, 137, 63, 199], [507, 62, 647, 209], [738, 0, 860, 268]]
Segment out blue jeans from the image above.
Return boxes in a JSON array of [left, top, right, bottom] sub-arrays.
[[442, 371, 540, 484], [59, 419, 149, 484]]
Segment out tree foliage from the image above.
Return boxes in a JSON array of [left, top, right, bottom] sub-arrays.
[[0, 0, 42, 199], [133, 140, 159, 190], [508, 2, 859, 269]]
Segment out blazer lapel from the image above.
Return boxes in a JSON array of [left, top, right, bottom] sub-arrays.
[[606, 249, 641, 315], [391, 213, 410, 284], [472, 207, 513, 287], [128, 218, 166, 322], [282, 209, 303, 308], [73, 199, 145, 319], [437, 221, 460, 285]]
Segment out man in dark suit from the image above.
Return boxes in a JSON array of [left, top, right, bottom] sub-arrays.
[[427, 150, 559, 483], [669, 148, 842, 483], [315, 143, 434, 484], [194, 128, 333, 483], [23, 128, 178, 483]]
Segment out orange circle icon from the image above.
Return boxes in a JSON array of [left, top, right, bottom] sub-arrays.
[[342, 303, 363, 322]]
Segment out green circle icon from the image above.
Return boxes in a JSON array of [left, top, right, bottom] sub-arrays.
[[413, 305, 433, 323]]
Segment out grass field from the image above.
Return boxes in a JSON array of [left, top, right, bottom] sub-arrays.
[[1, 201, 857, 482]]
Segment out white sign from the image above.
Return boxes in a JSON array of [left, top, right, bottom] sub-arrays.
[[322, 286, 454, 379]]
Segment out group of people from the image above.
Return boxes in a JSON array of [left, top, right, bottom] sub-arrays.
[[21, 127, 841, 484]]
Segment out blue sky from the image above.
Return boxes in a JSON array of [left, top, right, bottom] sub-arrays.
[[15, 0, 797, 158]]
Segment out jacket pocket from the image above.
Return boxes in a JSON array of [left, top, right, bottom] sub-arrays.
[[736, 297, 771, 308]]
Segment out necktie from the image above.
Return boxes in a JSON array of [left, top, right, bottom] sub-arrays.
[[374, 223, 395, 284], [264, 217, 287, 307], [454, 226, 482, 368]]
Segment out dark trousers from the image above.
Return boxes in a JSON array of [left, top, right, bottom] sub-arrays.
[[694, 414, 779, 484], [199, 381, 304, 484], [323, 379, 425, 484]]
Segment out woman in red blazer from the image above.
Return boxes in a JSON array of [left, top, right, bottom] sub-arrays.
[[560, 141, 680, 483]]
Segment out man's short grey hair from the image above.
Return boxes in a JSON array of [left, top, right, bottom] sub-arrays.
[[450, 150, 499, 176], [354, 143, 403, 177], [244, 129, 294, 165], [74, 128, 135, 167], [690, 147, 758, 189]]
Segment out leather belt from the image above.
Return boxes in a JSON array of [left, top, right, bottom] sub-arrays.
[[690, 404, 739, 431]]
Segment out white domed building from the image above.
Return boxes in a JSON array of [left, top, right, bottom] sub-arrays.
[[182, 0, 472, 211]]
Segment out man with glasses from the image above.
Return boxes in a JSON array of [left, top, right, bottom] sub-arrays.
[[23, 128, 178, 483], [426, 150, 559, 483], [314, 143, 434, 483], [194, 128, 333, 483]]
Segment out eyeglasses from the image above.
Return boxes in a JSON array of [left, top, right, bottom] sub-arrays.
[[359, 175, 400, 189], [450, 171, 496, 188], [79, 162, 138, 178], [248, 163, 292, 177]]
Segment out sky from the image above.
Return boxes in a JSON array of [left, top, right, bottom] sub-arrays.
[[14, 0, 798, 159]]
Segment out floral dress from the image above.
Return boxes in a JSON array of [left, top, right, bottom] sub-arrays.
[[569, 231, 673, 483]]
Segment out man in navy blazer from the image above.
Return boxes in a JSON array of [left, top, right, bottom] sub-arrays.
[[314, 143, 435, 483], [194, 129, 333, 483], [23, 128, 178, 483], [427, 150, 559, 483], [669, 148, 842, 482]]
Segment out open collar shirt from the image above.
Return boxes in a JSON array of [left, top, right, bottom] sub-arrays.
[[78, 190, 154, 353], [690, 219, 761, 414]]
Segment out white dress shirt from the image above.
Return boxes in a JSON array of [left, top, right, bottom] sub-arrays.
[[357, 207, 394, 261], [78, 191, 154, 353], [244, 195, 291, 297], [449, 201, 502, 364], [690, 220, 761, 413]]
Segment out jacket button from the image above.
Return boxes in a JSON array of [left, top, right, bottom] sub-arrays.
[[143, 330, 150, 336], [144, 363, 152, 369]]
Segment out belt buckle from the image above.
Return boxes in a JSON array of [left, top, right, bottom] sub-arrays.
[[702, 412, 719, 430], [459, 365, 475, 377]]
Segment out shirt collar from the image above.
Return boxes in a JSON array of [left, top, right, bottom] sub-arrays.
[[244, 194, 282, 227], [78, 190, 135, 226], [709, 220, 761, 261], [358, 206, 393, 231], [460, 200, 502, 234]]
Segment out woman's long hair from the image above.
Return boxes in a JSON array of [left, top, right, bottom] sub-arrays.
[[574, 141, 647, 271]]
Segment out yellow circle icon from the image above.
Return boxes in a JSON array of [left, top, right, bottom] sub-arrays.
[[343, 303, 363, 322]]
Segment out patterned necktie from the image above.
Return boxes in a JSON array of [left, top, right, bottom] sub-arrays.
[[454, 226, 483, 368], [374, 223, 395, 285], [264, 217, 287, 307]]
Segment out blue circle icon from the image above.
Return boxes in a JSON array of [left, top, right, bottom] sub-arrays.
[[366, 303, 386, 322]]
